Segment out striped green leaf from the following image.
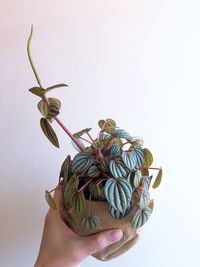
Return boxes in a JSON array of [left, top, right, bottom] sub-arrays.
[[152, 168, 163, 189], [109, 160, 127, 178], [109, 203, 132, 219], [45, 190, 57, 209], [131, 207, 152, 229], [133, 170, 142, 188], [99, 155, 110, 172], [111, 129, 132, 140], [71, 191, 86, 214], [47, 98, 61, 118], [64, 175, 78, 207], [143, 148, 153, 166], [87, 166, 100, 177], [104, 178, 132, 212], [122, 151, 137, 170], [110, 144, 121, 157], [89, 183, 105, 200], [143, 176, 152, 191], [40, 118, 59, 148], [81, 216, 100, 230], [59, 155, 71, 184], [139, 191, 149, 209], [132, 147, 144, 167], [71, 152, 93, 174]]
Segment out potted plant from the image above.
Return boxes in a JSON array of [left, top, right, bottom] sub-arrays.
[[27, 26, 162, 261]]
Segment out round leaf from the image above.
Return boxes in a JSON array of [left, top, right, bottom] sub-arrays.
[[109, 159, 127, 178], [87, 166, 100, 177], [122, 151, 137, 170], [89, 183, 105, 200], [110, 144, 121, 157], [104, 178, 132, 212], [131, 207, 152, 229], [81, 216, 100, 230], [71, 152, 93, 174]]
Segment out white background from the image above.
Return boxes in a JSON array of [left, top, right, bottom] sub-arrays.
[[0, 1, 200, 266]]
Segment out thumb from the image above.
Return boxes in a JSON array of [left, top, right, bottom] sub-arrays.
[[79, 229, 123, 257]]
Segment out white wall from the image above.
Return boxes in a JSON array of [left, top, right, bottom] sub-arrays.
[[0, 1, 200, 266]]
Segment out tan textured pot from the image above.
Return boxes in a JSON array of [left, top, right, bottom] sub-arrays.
[[67, 200, 139, 261]]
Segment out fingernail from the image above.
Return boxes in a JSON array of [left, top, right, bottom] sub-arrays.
[[109, 230, 123, 242]]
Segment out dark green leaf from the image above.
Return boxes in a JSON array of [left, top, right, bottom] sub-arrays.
[[59, 155, 71, 184], [131, 207, 152, 229], [152, 168, 163, 189], [110, 144, 121, 157], [71, 191, 86, 214], [64, 175, 78, 207], [71, 152, 93, 174], [89, 183, 105, 200], [87, 166, 100, 177], [81, 216, 100, 230], [29, 87, 45, 97], [40, 118, 59, 148], [104, 178, 132, 213], [47, 98, 61, 118], [45, 190, 57, 209]]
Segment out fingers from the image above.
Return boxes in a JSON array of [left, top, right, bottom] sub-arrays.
[[78, 229, 123, 258]]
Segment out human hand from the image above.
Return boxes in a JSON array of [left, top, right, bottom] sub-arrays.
[[34, 187, 123, 267]]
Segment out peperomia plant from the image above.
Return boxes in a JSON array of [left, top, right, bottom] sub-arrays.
[[27, 26, 162, 231]]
